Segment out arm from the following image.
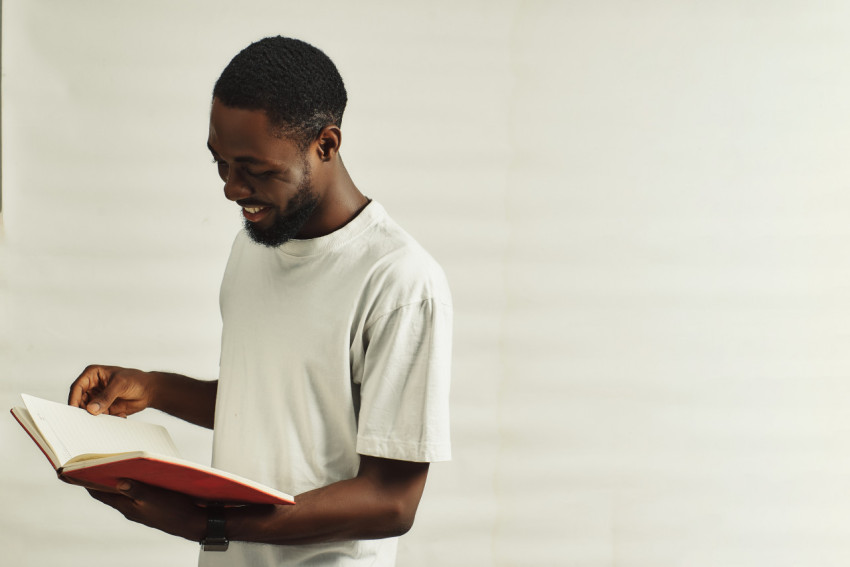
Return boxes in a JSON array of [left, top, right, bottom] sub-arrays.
[[228, 455, 429, 543], [88, 455, 429, 544], [68, 365, 217, 428]]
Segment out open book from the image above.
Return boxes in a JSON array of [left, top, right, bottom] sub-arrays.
[[11, 394, 294, 506]]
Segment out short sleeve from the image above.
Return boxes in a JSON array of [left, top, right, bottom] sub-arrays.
[[355, 298, 452, 462]]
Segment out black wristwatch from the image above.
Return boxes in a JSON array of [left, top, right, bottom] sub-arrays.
[[201, 505, 229, 552]]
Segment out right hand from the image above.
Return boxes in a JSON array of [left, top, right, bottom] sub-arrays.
[[68, 365, 159, 417]]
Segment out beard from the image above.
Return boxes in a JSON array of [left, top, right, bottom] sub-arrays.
[[243, 171, 320, 248]]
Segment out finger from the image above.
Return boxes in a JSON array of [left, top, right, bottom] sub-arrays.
[[61, 475, 121, 493], [68, 382, 83, 407], [68, 368, 97, 407], [117, 479, 135, 498], [68, 365, 108, 408], [116, 479, 162, 503], [87, 487, 128, 506], [116, 479, 190, 507], [86, 373, 126, 416]]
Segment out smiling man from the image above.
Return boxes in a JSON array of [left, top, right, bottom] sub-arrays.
[[68, 37, 452, 567]]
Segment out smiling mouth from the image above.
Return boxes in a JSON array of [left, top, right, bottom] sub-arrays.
[[241, 205, 272, 223]]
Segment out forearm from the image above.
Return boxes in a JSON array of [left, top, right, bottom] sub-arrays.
[[82, 465, 420, 548], [228, 480, 407, 545], [224, 457, 428, 545], [150, 372, 217, 429]]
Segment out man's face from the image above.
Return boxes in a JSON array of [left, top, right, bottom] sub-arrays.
[[207, 99, 319, 247]]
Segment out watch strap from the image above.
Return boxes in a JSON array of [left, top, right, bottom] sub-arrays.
[[201, 504, 229, 552]]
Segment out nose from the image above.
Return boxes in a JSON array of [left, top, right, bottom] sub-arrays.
[[223, 169, 252, 202]]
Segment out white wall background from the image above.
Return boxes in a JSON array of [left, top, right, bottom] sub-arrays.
[[3, 1, 850, 565]]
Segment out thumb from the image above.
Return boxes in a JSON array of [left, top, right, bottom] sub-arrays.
[[86, 381, 124, 415], [117, 479, 135, 495]]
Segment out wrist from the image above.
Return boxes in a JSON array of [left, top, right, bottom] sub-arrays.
[[186, 504, 208, 543], [146, 371, 166, 412], [200, 505, 229, 551], [224, 501, 295, 545]]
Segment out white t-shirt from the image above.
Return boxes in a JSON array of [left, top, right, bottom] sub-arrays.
[[199, 201, 452, 567]]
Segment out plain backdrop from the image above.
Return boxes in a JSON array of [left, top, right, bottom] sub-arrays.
[[4, 1, 850, 565]]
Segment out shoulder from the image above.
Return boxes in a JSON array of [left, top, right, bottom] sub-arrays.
[[361, 207, 452, 308], [346, 204, 452, 330]]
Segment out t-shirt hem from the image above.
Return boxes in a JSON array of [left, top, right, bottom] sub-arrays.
[[356, 436, 451, 463]]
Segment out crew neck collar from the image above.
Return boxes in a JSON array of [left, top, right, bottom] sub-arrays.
[[276, 200, 383, 257]]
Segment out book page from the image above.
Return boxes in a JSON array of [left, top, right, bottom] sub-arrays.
[[22, 394, 181, 466], [11, 406, 61, 469]]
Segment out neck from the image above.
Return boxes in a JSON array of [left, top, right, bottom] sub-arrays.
[[296, 158, 369, 239]]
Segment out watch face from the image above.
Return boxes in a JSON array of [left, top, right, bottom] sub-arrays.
[[201, 539, 229, 552]]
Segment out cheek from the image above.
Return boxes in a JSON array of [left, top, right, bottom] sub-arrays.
[[267, 179, 305, 203]]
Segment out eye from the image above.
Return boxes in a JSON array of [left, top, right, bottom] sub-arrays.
[[212, 158, 229, 181], [246, 169, 274, 179]]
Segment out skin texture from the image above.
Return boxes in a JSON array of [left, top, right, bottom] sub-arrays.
[[69, 366, 217, 427], [66, 102, 430, 545], [207, 98, 369, 241]]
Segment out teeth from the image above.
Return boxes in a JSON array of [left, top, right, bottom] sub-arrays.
[[244, 206, 263, 214]]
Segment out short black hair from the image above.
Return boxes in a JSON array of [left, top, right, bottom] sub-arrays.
[[213, 36, 347, 147]]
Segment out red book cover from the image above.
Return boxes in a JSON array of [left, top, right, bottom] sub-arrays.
[[11, 397, 295, 507], [62, 454, 294, 505]]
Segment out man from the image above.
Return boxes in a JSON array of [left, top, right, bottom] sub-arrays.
[[67, 36, 452, 566]]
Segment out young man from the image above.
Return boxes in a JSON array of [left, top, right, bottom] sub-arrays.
[[67, 36, 452, 566]]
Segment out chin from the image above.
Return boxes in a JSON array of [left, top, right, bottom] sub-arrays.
[[244, 208, 314, 247]]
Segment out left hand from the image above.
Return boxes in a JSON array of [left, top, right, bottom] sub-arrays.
[[87, 480, 207, 542]]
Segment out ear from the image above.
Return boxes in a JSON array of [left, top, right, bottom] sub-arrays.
[[315, 125, 342, 162]]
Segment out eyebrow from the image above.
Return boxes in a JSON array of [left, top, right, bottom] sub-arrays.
[[206, 142, 271, 165]]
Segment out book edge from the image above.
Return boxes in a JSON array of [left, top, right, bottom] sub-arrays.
[[62, 452, 295, 504], [10, 407, 62, 470]]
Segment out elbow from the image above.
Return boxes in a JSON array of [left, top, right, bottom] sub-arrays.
[[382, 499, 418, 538], [393, 508, 416, 537], [357, 455, 430, 539]]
